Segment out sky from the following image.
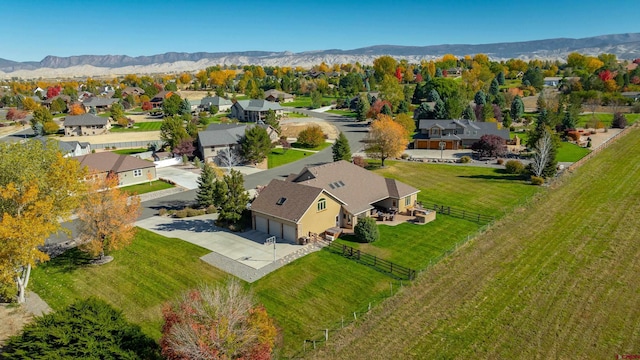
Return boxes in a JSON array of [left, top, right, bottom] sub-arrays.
[[3, 0, 640, 62]]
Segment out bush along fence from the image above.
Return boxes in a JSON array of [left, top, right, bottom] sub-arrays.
[[567, 122, 638, 172], [428, 203, 494, 224], [324, 242, 416, 280]]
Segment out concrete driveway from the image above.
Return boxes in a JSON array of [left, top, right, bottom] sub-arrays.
[[136, 214, 315, 282], [156, 166, 200, 189]]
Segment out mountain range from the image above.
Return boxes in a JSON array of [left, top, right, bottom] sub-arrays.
[[1, 33, 639, 79]]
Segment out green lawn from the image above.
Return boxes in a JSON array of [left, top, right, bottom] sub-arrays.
[[284, 111, 309, 118], [556, 141, 591, 162], [110, 121, 163, 132], [291, 141, 332, 151], [577, 113, 640, 128], [120, 180, 175, 195], [267, 148, 310, 168], [314, 128, 640, 360], [30, 229, 228, 339], [376, 161, 539, 217], [326, 109, 357, 118], [281, 96, 337, 108], [112, 148, 148, 155]]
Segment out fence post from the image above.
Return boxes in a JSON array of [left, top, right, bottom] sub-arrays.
[[325, 329, 328, 341], [462, 210, 465, 219], [390, 262, 393, 274], [374, 255, 377, 266], [357, 249, 360, 260], [368, 302, 371, 311], [341, 316, 344, 328], [304, 340, 306, 352], [390, 281, 393, 295], [477, 214, 480, 223], [353, 312, 357, 320]]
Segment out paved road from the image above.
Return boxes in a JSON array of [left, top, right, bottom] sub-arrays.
[[0, 127, 36, 144]]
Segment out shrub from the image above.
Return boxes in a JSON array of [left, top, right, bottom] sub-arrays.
[[530, 176, 544, 185], [505, 160, 525, 174], [42, 121, 59, 135], [496, 158, 504, 165], [205, 205, 217, 214], [612, 112, 627, 129], [158, 208, 168, 216], [186, 207, 201, 217], [352, 156, 368, 168], [401, 153, 410, 159], [175, 209, 188, 218], [459, 156, 471, 163], [354, 217, 379, 243], [632, 103, 640, 114], [296, 125, 325, 148]]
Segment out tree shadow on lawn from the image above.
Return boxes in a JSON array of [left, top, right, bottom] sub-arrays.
[[457, 169, 528, 181], [43, 248, 95, 274]]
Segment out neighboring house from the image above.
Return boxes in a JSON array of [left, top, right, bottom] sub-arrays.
[[621, 91, 640, 102], [150, 91, 173, 109], [82, 97, 119, 112], [33, 136, 91, 157], [251, 161, 420, 242], [413, 119, 510, 150], [198, 123, 279, 164], [230, 99, 284, 122], [42, 95, 71, 109], [33, 87, 45, 97], [99, 85, 115, 96], [75, 152, 157, 187], [122, 87, 145, 97], [264, 89, 294, 103], [543, 76, 579, 88], [199, 96, 233, 112], [64, 113, 111, 136]]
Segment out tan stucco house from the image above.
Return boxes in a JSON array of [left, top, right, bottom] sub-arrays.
[[198, 123, 279, 165], [264, 89, 294, 103], [64, 113, 111, 136], [250, 161, 419, 242], [75, 152, 157, 187], [230, 99, 284, 122]]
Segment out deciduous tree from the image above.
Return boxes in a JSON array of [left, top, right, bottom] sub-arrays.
[[161, 280, 277, 360], [77, 173, 141, 261], [471, 134, 507, 159], [162, 94, 183, 116], [297, 125, 325, 148], [531, 128, 557, 178], [365, 114, 408, 167], [68, 103, 86, 115], [160, 115, 189, 150], [110, 102, 125, 122], [373, 56, 398, 80], [0, 141, 86, 302]]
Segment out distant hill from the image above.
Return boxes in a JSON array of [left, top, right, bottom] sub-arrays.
[[1, 33, 639, 78]]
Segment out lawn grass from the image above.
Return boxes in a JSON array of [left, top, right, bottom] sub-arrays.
[[110, 121, 163, 132], [577, 113, 640, 127], [556, 141, 591, 162], [112, 148, 148, 155], [291, 141, 332, 152], [252, 251, 396, 358], [30, 229, 228, 339], [326, 109, 357, 118], [120, 180, 175, 195], [284, 111, 309, 118], [267, 148, 309, 168], [375, 161, 539, 217], [281, 96, 337, 108], [312, 127, 640, 360]]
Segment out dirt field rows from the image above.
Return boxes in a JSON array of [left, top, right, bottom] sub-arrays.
[[311, 128, 640, 359]]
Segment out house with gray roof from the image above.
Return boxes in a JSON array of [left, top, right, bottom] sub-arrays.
[[251, 160, 420, 242], [414, 119, 510, 150], [198, 123, 279, 164], [230, 99, 284, 122], [82, 97, 119, 112], [199, 96, 233, 112], [264, 89, 294, 103], [63, 113, 111, 136], [74, 152, 157, 187], [33, 137, 91, 157]]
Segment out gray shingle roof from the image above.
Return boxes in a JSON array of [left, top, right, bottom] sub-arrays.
[[235, 99, 284, 112], [74, 152, 154, 173], [198, 123, 247, 147], [416, 119, 509, 141], [264, 89, 293, 99], [200, 96, 233, 107], [64, 114, 108, 126], [82, 97, 119, 107]]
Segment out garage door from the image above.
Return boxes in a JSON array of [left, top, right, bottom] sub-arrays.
[[268, 219, 283, 238], [283, 224, 296, 242], [255, 216, 268, 233]]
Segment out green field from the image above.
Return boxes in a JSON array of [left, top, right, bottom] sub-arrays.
[[281, 96, 337, 108], [326, 109, 357, 118], [556, 141, 591, 162], [312, 128, 640, 359], [30, 229, 228, 339], [291, 141, 332, 152], [577, 113, 640, 127], [284, 111, 309, 118], [112, 148, 148, 155], [110, 121, 163, 132], [120, 180, 175, 195], [267, 148, 310, 168]]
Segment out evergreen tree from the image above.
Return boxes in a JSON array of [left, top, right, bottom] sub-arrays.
[[214, 170, 250, 226], [474, 90, 486, 106], [510, 96, 525, 121], [426, 89, 440, 102], [396, 100, 410, 114], [415, 102, 433, 120], [435, 68, 443, 77], [195, 163, 216, 208], [497, 71, 506, 85], [381, 104, 392, 115], [489, 78, 500, 96], [561, 111, 577, 130], [462, 104, 476, 120], [355, 93, 370, 122], [240, 126, 273, 164], [481, 103, 494, 121], [264, 109, 280, 133], [433, 98, 447, 119], [179, 98, 191, 115], [332, 132, 352, 162]]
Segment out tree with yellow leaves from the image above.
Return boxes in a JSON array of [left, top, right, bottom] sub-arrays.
[[76, 173, 141, 262], [365, 114, 408, 167], [0, 141, 86, 302]]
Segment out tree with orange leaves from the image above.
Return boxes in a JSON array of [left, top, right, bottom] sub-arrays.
[[77, 172, 141, 261], [365, 114, 408, 167], [68, 103, 86, 115]]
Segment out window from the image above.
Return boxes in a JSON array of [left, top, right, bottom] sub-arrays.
[[317, 198, 326, 212], [276, 197, 287, 205], [133, 169, 142, 177], [405, 196, 411, 206]]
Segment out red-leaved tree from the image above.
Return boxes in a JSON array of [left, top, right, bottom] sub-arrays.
[[471, 134, 507, 159], [415, 73, 423, 83], [142, 101, 153, 111], [598, 69, 614, 82], [172, 138, 195, 157], [46, 85, 61, 99], [367, 99, 393, 118], [6, 108, 27, 121], [395, 67, 403, 83], [161, 280, 277, 360]]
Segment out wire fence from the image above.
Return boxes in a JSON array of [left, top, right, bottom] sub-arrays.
[[324, 242, 416, 280], [426, 203, 494, 224], [92, 140, 155, 150]]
